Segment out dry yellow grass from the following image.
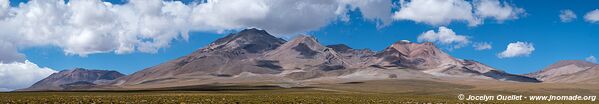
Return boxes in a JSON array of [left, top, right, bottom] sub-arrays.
[[2, 79, 598, 104]]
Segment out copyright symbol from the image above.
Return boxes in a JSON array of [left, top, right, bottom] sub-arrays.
[[458, 94, 465, 100]]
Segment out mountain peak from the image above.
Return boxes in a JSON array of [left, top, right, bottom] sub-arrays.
[[284, 35, 327, 54], [387, 41, 441, 57], [65, 68, 120, 74], [203, 28, 286, 53], [290, 35, 318, 43], [326, 44, 352, 52], [238, 28, 269, 36], [269, 35, 327, 58], [264, 34, 348, 71], [70, 68, 92, 72], [73, 67, 86, 70], [376, 40, 460, 70]]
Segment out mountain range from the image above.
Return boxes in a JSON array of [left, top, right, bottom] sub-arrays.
[[21, 28, 598, 91]]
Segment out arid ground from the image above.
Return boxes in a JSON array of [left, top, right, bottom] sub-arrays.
[[3, 79, 598, 104]]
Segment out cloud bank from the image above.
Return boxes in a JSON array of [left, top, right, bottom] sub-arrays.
[[498, 41, 535, 58], [0, 0, 394, 92], [0, 0, 392, 61], [392, 0, 524, 26], [0, 60, 57, 91]]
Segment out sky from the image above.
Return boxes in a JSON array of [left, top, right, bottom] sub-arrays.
[[0, 0, 598, 91]]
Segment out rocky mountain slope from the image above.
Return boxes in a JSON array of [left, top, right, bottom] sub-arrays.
[[111, 28, 539, 88], [262, 35, 359, 80], [25, 28, 545, 91], [114, 29, 287, 86], [371, 40, 540, 82], [22, 68, 125, 91], [527, 60, 599, 83]]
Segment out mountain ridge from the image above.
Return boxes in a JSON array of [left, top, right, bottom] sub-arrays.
[[526, 60, 599, 83], [24, 28, 549, 91], [111, 28, 539, 87], [21, 68, 125, 91]]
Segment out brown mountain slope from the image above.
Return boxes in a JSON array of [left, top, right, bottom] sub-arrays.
[[114, 28, 287, 86], [326, 44, 376, 68], [373, 40, 539, 82], [527, 60, 599, 83], [546, 66, 599, 83], [264, 35, 348, 70], [41, 28, 541, 90]]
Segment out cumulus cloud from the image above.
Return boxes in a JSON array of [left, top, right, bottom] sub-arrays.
[[0, 41, 25, 63], [0, 60, 57, 91], [473, 0, 524, 22], [393, 0, 478, 26], [0, 0, 392, 60], [497, 41, 534, 58], [584, 9, 599, 23], [559, 9, 577, 22], [392, 0, 524, 26], [586, 56, 597, 63], [201, 0, 394, 34], [338, 0, 393, 27], [189, 0, 392, 35], [0, 0, 8, 19], [417, 27, 470, 49], [473, 42, 492, 50]]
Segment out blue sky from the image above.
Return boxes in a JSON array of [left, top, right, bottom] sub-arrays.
[[5, 0, 599, 76]]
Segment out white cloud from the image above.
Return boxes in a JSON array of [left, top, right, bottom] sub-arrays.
[[473, 0, 524, 22], [0, 41, 25, 63], [497, 41, 535, 58], [559, 9, 577, 22], [338, 0, 393, 27], [190, 0, 393, 35], [191, 0, 340, 35], [0, 0, 392, 61], [393, 0, 479, 26], [417, 27, 470, 49], [584, 9, 599, 23], [473, 42, 492, 50], [0, 60, 57, 91], [392, 0, 524, 26], [586, 56, 597, 63], [0, 0, 8, 19]]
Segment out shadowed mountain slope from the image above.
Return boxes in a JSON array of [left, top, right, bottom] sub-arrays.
[[22, 68, 124, 91]]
